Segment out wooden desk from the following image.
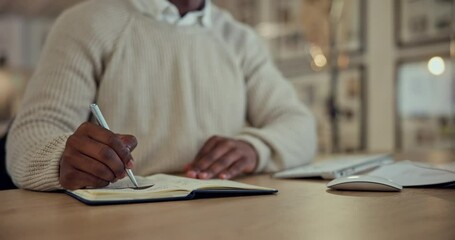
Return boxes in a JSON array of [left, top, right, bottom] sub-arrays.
[[1, 152, 454, 240]]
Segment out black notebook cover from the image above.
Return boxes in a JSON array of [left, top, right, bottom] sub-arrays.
[[66, 188, 278, 206]]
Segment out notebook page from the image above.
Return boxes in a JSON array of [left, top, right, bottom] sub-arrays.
[[145, 174, 275, 191], [73, 174, 274, 198], [72, 176, 189, 200], [105, 176, 154, 189]]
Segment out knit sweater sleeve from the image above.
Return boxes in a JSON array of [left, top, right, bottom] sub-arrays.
[[6, 1, 129, 190], [234, 29, 317, 173]]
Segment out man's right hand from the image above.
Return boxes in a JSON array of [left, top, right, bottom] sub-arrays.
[[59, 122, 138, 190]]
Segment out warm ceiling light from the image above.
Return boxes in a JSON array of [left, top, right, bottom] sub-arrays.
[[313, 54, 327, 67], [427, 56, 445, 76]]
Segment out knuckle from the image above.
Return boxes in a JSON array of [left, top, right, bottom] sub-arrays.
[[209, 163, 224, 174], [117, 147, 131, 161], [107, 135, 123, 148], [110, 161, 125, 176], [190, 165, 201, 171], [194, 159, 208, 170], [193, 161, 205, 170], [206, 152, 216, 161], [231, 164, 243, 174], [219, 157, 232, 167], [232, 147, 244, 157], [114, 167, 125, 178], [212, 158, 227, 169], [199, 155, 216, 167], [92, 167, 103, 178], [94, 166, 113, 181], [212, 148, 225, 158], [104, 159, 124, 177], [99, 146, 117, 160], [221, 140, 235, 148]]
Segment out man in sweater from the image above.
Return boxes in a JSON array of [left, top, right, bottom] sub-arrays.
[[6, 0, 317, 191]]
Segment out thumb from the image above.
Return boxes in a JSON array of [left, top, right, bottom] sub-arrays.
[[118, 134, 138, 151]]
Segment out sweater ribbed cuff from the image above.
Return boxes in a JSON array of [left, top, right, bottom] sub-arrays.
[[43, 135, 69, 190], [234, 133, 271, 173], [25, 134, 70, 191]]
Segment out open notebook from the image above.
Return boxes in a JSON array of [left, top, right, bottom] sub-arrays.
[[66, 174, 278, 205]]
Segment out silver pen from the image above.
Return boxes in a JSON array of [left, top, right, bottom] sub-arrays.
[[89, 103, 139, 188]]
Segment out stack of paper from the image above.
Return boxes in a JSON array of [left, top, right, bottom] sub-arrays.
[[366, 161, 455, 187]]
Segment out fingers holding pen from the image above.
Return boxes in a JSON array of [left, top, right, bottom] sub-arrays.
[[77, 122, 137, 169], [60, 138, 114, 189], [59, 122, 138, 190], [66, 134, 125, 179]]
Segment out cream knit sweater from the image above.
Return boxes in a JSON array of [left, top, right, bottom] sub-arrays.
[[6, 0, 317, 191]]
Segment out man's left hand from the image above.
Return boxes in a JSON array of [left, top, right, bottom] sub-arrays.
[[185, 136, 258, 179]]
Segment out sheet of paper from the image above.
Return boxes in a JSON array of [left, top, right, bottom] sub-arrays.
[[367, 160, 455, 187], [427, 162, 455, 173]]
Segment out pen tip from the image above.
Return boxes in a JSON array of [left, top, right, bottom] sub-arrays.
[[126, 169, 139, 187]]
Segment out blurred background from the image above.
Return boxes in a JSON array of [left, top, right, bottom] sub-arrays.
[[0, 0, 454, 154]]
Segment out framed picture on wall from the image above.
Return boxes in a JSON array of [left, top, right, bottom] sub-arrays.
[[213, 0, 366, 75], [333, 0, 366, 54], [395, 56, 455, 150], [291, 71, 332, 153], [395, 0, 454, 46], [335, 66, 367, 152], [290, 66, 366, 153]]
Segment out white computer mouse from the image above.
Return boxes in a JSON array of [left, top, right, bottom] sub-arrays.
[[327, 175, 403, 192]]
